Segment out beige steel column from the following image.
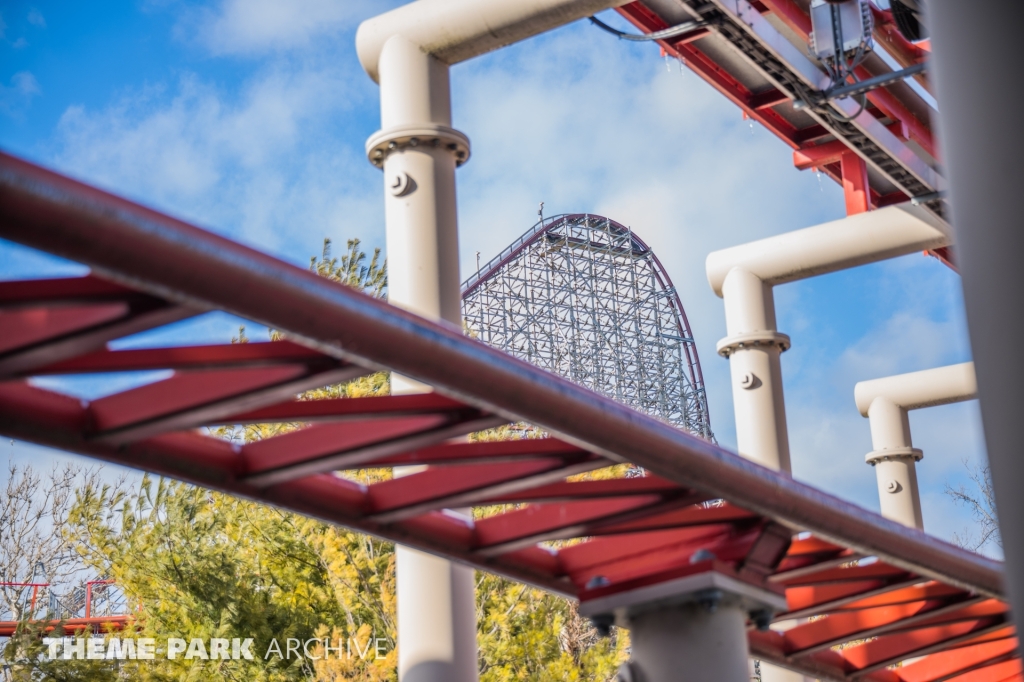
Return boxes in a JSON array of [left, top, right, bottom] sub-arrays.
[[854, 363, 978, 529], [706, 205, 952, 682], [358, 4, 633, 680], [620, 603, 752, 682], [706, 205, 951, 471], [718, 266, 792, 471], [368, 36, 477, 682]]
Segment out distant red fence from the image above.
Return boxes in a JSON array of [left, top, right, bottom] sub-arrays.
[[0, 580, 130, 636]]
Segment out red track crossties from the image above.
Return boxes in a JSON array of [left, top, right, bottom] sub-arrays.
[[0, 154, 1015, 680]]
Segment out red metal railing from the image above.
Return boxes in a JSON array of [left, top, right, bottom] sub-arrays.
[[0, 580, 129, 636], [0, 153, 1016, 680]]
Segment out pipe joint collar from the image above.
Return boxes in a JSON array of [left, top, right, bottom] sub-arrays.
[[366, 124, 470, 169], [866, 447, 923, 465], [716, 331, 791, 358]]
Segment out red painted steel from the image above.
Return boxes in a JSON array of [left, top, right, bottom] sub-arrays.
[[0, 581, 129, 637], [617, 2, 810, 149], [0, 154, 1016, 680], [619, 0, 950, 270], [842, 151, 872, 215]]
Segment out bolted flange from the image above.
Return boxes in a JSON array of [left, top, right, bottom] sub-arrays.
[[365, 124, 471, 169], [716, 330, 792, 358], [865, 446, 924, 465]]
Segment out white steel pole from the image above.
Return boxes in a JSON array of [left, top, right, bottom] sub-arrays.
[[706, 205, 951, 682], [719, 266, 791, 471], [854, 363, 978, 529], [373, 35, 477, 682], [358, 4, 631, 679], [706, 204, 952, 471], [622, 602, 752, 682]]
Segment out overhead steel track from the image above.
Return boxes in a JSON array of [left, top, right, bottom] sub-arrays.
[[0, 153, 1015, 680], [615, 0, 946, 218]]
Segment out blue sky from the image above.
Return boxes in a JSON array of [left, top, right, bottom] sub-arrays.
[[0, 1, 994, 555]]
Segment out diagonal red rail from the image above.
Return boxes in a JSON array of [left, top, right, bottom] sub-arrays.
[[0, 153, 1016, 681]]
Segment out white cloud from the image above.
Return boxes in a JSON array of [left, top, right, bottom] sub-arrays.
[[179, 0, 379, 55], [53, 64, 382, 257], [0, 71, 41, 117], [27, 9, 45, 28], [10, 71, 39, 94]]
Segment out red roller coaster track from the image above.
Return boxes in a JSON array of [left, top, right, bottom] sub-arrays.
[[614, 0, 955, 270], [0, 581, 129, 637], [0, 153, 1016, 680]]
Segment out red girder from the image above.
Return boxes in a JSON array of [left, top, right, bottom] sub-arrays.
[[0, 154, 1015, 681], [900, 641, 1022, 682], [0, 616, 130, 638], [621, 0, 951, 266], [617, 2, 810, 149], [756, 0, 936, 158], [0, 580, 130, 637], [35, 340, 335, 375]]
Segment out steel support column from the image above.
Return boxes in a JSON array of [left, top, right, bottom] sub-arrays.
[[625, 602, 752, 682], [929, 0, 1024, 650], [854, 363, 977, 530], [841, 151, 870, 216], [707, 205, 952, 682], [368, 34, 477, 682]]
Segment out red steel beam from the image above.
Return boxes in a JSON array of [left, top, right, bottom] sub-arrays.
[[482, 475, 683, 504], [783, 576, 923, 620], [241, 413, 506, 487], [844, 617, 1011, 676], [0, 616, 130, 637], [0, 152, 1005, 601], [226, 391, 475, 424], [89, 364, 365, 444], [841, 151, 871, 215], [0, 300, 194, 378], [0, 274, 139, 307], [898, 638, 1020, 682], [617, 2, 808, 149], [33, 339, 333, 374], [473, 496, 679, 556], [784, 596, 989, 657], [365, 456, 605, 523], [839, 582, 978, 611], [367, 437, 591, 468]]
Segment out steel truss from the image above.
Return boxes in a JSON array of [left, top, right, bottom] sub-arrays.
[[0, 580, 128, 637], [617, 0, 951, 236], [462, 214, 713, 440], [0, 153, 1017, 681]]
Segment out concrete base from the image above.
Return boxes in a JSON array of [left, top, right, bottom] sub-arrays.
[[627, 602, 751, 682]]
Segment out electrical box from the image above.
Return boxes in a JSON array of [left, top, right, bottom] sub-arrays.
[[810, 0, 873, 60]]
